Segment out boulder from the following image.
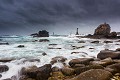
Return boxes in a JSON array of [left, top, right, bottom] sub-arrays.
[[48, 71, 64, 80], [90, 58, 114, 67], [106, 63, 120, 74], [50, 56, 67, 65], [94, 23, 111, 36], [61, 67, 75, 76], [104, 41, 113, 43], [42, 52, 47, 56], [0, 58, 13, 62], [69, 58, 94, 67], [18, 45, 25, 48], [0, 65, 9, 73], [116, 48, 120, 51], [38, 30, 49, 37], [91, 41, 100, 43], [97, 50, 120, 59], [68, 69, 112, 80], [0, 42, 9, 45], [74, 64, 104, 75], [21, 64, 52, 80], [39, 39, 49, 42], [31, 30, 49, 37]]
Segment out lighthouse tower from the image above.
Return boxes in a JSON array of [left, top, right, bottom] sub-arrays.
[[76, 28, 79, 35]]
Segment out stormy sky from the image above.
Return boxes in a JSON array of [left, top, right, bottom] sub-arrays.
[[0, 0, 120, 35]]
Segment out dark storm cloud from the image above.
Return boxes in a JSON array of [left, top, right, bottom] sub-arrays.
[[0, 0, 120, 35]]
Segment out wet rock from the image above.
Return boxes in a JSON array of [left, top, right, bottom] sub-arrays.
[[48, 47, 62, 49], [97, 50, 120, 59], [21, 64, 52, 80], [39, 39, 49, 42], [52, 67, 60, 72], [0, 58, 13, 62], [78, 41, 85, 43], [31, 30, 49, 37], [61, 67, 75, 76], [18, 45, 25, 48], [91, 41, 100, 43], [94, 23, 111, 36], [106, 63, 120, 74], [0, 42, 9, 45], [73, 64, 85, 68], [48, 71, 64, 80], [108, 32, 117, 38], [74, 64, 104, 75], [49, 44, 58, 46], [89, 48, 94, 49], [50, 56, 67, 65], [71, 52, 80, 54], [0, 74, 2, 78], [0, 65, 9, 73], [42, 52, 47, 56], [68, 69, 112, 80], [69, 58, 94, 67], [116, 48, 120, 51], [104, 41, 113, 43], [90, 58, 114, 67], [23, 59, 40, 63]]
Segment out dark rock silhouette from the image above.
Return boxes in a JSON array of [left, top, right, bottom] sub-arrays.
[[31, 30, 49, 37], [94, 23, 111, 36], [76, 28, 79, 35], [85, 23, 119, 39]]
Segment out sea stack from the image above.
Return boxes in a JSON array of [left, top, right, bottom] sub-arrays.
[[76, 28, 79, 35], [31, 30, 49, 37], [94, 22, 111, 36]]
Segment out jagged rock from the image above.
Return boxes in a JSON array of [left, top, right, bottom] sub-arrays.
[[31, 30, 49, 37], [39, 39, 49, 42], [94, 23, 111, 36], [107, 32, 117, 38], [38, 30, 49, 37], [97, 50, 120, 59], [68, 69, 112, 80], [69, 58, 94, 67], [0, 65, 9, 73]]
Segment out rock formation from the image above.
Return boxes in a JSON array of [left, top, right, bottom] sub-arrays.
[[94, 22, 111, 36], [31, 30, 49, 37]]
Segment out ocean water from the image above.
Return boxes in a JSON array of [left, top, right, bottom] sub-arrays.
[[0, 36, 120, 79]]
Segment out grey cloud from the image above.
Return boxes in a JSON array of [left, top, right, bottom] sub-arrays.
[[0, 0, 120, 35]]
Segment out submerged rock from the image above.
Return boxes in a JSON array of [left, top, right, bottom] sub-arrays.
[[0, 42, 9, 45], [0, 65, 9, 73], [39, 39, 49, 42], [18, 45, 25, 48]]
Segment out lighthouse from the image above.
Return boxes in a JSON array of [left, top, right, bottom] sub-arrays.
[[76, 28, 79, 35]]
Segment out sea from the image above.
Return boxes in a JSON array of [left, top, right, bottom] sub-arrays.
[[0, 35, 119, 79]]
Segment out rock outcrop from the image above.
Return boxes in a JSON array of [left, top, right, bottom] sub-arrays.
[[94, 23, 111, 36], [31, 30, 49, 37]]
